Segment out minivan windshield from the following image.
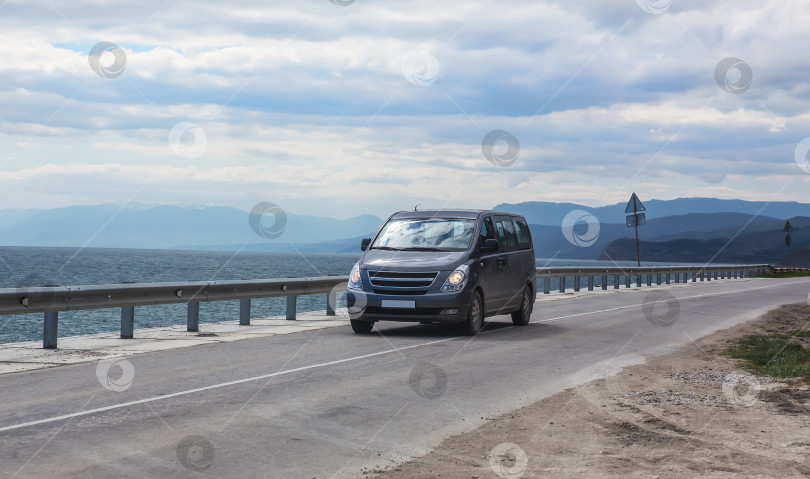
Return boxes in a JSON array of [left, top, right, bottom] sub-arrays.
[[371, 218, 475, 252]]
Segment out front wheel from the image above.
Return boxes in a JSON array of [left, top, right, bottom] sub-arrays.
[[462, 291, 484, 336], [350, 319, 374, 334], [511, 286, 533, 326]]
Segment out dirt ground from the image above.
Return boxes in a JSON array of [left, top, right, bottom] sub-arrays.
[[366, 303, 810, 478]]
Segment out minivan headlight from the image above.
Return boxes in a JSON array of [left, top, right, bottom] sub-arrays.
[[441, 264, 469, 292], [348, 263, 363, 290]]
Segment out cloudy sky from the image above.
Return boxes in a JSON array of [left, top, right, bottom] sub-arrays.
[[1, 0, 809, 219]]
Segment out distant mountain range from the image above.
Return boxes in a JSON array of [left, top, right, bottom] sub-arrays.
[[599, 215, 810, 264], [495, 198, 810, 225], [0, 198, 807, 265], [0, 203, 383, 250]]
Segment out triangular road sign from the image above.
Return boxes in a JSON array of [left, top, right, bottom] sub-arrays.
[[784, 220, 793, 232], [624, 193, 646, 213]]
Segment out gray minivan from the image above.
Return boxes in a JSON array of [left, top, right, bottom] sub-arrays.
[[347, 210, 536, 335]]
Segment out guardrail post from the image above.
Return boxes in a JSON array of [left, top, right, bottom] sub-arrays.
[[543, 278, 550, 294], [587, 276, 594, 291], [326, 291, 337, 316], [602, 275, 608, 290], [656, 274, 662, 285], [665, 273, 670, 284], [240, 299, 251, 325], [637, 275, 642, 287], [574, 276, 581, 292], [187, 302, 200, 332], [559, 277, 565, 293], [43, 312, 58, 349], [121, 306, 134, 339], [625, 275, 631, 288], [614, 275, 619, 289], [286, 295, 297, 320]]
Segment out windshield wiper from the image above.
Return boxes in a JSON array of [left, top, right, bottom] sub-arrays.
[[399, 247, 446, 252], [370, 246, 401, 251]]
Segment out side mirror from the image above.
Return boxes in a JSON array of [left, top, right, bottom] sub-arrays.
[[479, 238, 499, 254], [360, 238, 371, 251]]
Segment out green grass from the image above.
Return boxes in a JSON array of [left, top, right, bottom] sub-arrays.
[[789, 329, 810, 338], [723, 335, 810, 378], [763, 270, 810, 278]]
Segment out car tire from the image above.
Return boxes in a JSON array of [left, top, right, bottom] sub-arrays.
[[511, 286, 533, 326], [462, 291, 484, 336], [350, 319, 374, 334]]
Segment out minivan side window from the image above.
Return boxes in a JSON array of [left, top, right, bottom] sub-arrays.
[[478, 217, 495, 248], [512, 217, 532, 250], [494, 216, 516, 250]]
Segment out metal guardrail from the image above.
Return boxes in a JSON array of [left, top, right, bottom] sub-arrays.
[[0, 264, 771, 349], [535, 264, 770, 294], [771, 267, 810, 272], [1, 277, 348, 349]]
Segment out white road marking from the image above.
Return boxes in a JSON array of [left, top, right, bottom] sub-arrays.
[[1, 278, 807, 433], [0, 337, 459, 433]]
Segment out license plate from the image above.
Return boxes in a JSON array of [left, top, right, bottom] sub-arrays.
[[381, 300, 415, 309]]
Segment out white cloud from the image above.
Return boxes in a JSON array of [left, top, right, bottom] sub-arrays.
[[0, 0, 808, 217]]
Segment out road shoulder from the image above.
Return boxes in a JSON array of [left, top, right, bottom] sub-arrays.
[[369, 302, 810, 478]]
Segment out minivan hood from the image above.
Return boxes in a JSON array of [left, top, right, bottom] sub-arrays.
[[359, 250, 466, 272]]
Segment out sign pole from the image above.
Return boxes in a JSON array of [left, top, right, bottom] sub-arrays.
[[625, 193, 646, 267], [784, 221, 794, 271], [634, 202, 640, 267]]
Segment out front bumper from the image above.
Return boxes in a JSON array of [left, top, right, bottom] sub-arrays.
[[347, 289, 473, 323]]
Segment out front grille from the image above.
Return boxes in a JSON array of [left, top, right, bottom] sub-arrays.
[[368, 270, 438, 295]]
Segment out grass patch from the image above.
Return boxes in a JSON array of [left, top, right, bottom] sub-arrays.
[[763, 270, 810, 278], [789, 329, 810, 338], [723, 335, 810, 378]]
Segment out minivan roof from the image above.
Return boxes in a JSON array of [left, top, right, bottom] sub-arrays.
[[390, 209, 520, 220]]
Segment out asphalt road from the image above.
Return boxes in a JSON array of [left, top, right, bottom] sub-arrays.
[[1, 277, 809, 478]]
